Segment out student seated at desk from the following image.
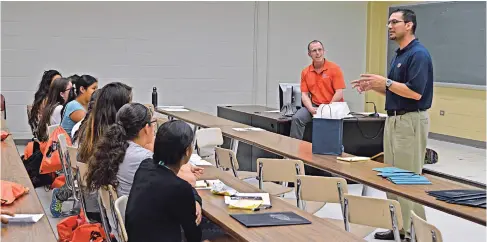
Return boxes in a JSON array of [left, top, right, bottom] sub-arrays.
[[84, 103, 203, 196], [51, 82, 130, 218], [125, 120, 204, 242], [36, 78, 72, 142], [28, 69, 62, 138], [60, 75, 98, 137]]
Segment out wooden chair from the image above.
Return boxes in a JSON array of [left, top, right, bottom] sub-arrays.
[[215, 147, 256, 180], [410, 210, 443, 242], [344, 194, 403, 242], [255, 158, 304, 196], [292, 175, 376, 238]]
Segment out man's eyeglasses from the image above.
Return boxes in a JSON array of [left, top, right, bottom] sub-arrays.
[[388, 19, 407, 25]]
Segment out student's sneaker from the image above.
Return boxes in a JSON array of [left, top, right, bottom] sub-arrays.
[[50, 188, 63, 218]]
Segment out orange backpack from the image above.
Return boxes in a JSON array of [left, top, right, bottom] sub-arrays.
[[0, 180, 29, 205], [39, 126, 72, 174], [57, 210, 107, 242]]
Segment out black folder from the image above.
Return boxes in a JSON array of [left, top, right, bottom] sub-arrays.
[[230, 212, 312, 227], [426, 189, 486, 209], [426, 189, 486, 199]]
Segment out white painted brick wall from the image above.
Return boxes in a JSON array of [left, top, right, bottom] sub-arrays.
[[1, 1, 366, 139]]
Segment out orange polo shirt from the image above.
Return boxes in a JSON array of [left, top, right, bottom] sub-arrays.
[[301, 60, 346, 105]]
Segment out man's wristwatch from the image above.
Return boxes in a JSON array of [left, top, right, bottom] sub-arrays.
[[385, 79, 393, 90]]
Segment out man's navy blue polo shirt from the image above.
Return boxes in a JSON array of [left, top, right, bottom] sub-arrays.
[[386, 39, 434, 111]]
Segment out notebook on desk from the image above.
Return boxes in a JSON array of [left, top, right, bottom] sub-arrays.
[[230, 212, 311, 227]]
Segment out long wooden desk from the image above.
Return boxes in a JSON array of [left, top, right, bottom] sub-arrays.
[[157, 108, 487, 226], [197, 166, 363, 241], [0, 120, 57, 241]]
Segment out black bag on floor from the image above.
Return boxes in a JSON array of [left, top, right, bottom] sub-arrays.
[[22, 140, 53, 188]]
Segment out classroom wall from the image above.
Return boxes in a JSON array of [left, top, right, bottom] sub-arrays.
[[365, 1, 486, 142], [1, 1, 367, 139]]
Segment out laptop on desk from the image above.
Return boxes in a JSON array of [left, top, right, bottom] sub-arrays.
[[230, 212, 311, 228]]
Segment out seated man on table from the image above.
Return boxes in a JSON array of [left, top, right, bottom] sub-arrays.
[[290, 40, 346, 140]]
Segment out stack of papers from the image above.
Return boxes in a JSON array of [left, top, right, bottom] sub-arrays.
[[2, 214, 44, 223], [158, 106, 188, 112], [195, 179, 237, 196], [373, 167, 432, 185], [224, 193, 270, 210], [337, 156, 370, 162], [232, 127, 264, 132], [427, 189, 486, 208]]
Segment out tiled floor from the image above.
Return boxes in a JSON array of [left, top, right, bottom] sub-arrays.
[[15, 138, 486, 241]]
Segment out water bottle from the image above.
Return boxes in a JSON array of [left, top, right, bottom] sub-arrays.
[[152, 87, 158, 107]]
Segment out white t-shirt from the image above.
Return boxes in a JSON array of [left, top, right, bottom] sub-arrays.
[[50, 105, 63, 125]]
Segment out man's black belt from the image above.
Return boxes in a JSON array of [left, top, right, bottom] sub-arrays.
[[387, 109, 426, 116]]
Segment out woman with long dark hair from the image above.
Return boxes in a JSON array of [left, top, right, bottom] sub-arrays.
[[51, 82, 131, 218], [125, 120, 203, 242], [36, 78, 72, 142], [85, 103, 203, 196], [29, 69, 61, 138], [76, 82, 132, 163], [60, 75, 98, 136]]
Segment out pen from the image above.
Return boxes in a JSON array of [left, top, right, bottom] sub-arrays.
[[252, 205, 272, 211]]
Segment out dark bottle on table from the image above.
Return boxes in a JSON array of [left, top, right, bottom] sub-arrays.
[[152, 87, 158, 107]]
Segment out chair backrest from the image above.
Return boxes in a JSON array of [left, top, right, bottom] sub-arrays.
[[67, 146, 78, 169], [114, 195, 129, 242], [57, 134, 74, 188], [48, 124, 59, 137], [296, 175, 348, 203], [76, 161, 88, 187], [195, 128, 224, 149], [215, 147, 239, 170], [411, 211, 443, 242], [344, 194, 403, 231], [257, 158, 305, 183], [98, 185, 120, 242]]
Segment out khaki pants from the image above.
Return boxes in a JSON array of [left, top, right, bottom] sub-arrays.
[[384, 111, 429, 233]]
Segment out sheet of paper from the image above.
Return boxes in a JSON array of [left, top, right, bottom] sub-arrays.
[[3, 214, 44, 223], [356, 112, 388, 118], [160, 108, 189, 112], [189, 154, 213, 166], [232, 127, 264, 132], [224, 193, 271, 206], [158, 105, 185, 109], [195, 179, 222, 189], [337, 156, 370, 162]]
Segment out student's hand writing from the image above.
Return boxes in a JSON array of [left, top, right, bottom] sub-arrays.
[[195, 202, 202, 225], [1, 209, 14, 224]]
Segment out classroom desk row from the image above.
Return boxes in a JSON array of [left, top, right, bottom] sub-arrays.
[[156, 108, 487, 226], [0, 120, 57, 241], [198, 166, 363, 241]]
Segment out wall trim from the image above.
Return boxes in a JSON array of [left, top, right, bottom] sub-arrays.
[[429, 132, 486, 149]]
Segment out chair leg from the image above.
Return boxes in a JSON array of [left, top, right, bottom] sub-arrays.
[[410, 217, 416, 242], [389, 204, 401, 242]]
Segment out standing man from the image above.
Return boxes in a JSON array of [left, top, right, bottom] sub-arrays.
[[352, 9, 433, 240], [290, 40, 346, 140]]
